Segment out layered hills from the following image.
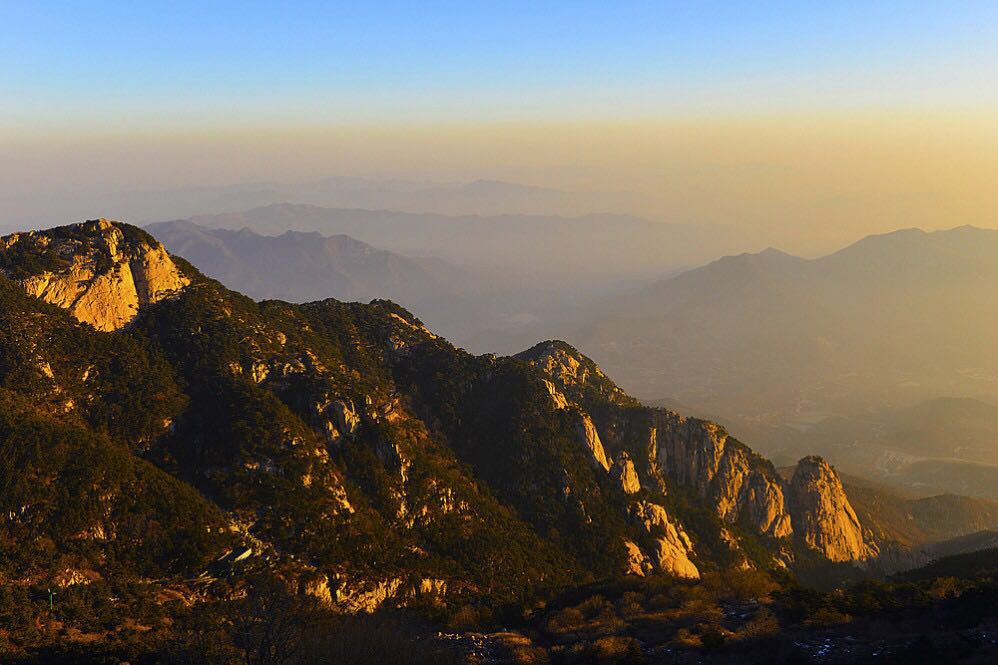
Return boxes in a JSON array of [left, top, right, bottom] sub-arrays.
[[144, 220, 512, 341], [573, 225, 998, 412], [178, 203, 746, 286], [0, 220, 893, 614], [549, 227, 998, 497]]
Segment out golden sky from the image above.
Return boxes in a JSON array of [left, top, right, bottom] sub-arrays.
[[4, 110, 995, 255]]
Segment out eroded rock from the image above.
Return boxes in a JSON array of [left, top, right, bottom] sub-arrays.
[[2, 219, 189, 331], [787, 456, 878, 562], [611, 451, 641, 494], [575, 411, 611, 472], [627, 501, 700, 579]]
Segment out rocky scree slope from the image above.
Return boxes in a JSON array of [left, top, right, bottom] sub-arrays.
[[0, 220, 879, 613]]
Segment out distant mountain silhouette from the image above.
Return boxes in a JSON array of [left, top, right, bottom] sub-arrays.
[[568, 225, 998, 434], [147, 220, 653, 345], [181, 203, 749, 282], [1, 177, 636, 231], [147, 220, 469, 302]]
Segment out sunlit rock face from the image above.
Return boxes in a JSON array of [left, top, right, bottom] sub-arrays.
[[520, 339, 881, 565], [611, 451, 641, 494], [652, 413, 793, 538], [516, 340, 634, 406], [542, 378, 570, 410], [788, 456, 879, 562], [575, 410, 612, 472], [1, 219, 189, 331], [627, 501, 700, 579]]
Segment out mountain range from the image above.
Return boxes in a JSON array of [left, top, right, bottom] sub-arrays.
[[2, 219, 997, 661], [561, 225, 998, 426], [144, 218, 998, 503], [1, 178, 635, 234], [145, 219, 646, 347], [180, 203, 749, 284], [0, 220, 937, 588], [522, 225, 998, 505], [143, 220, 518, 341]]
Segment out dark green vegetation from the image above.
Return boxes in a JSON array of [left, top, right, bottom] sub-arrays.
[[473, 550, 998, 664], [0, 222, 687, 658], [2, 553, 995, 663], [1, 221, 997, 663]]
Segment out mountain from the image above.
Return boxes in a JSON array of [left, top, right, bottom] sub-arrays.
[[567, 225, 998, 441], [146, 220, 472, 306], [0, 220, 887, 596], [180, 203, 749, 286], [154, 206, 753, 352], [143, 220, 510, 341], [144, 220, 664, 347], [842, 474, 998, 547], [2, 219, 996, 660]]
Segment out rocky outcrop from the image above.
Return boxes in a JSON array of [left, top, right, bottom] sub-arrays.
[[787, 456, 878, 562], [332, 577, 405, 613], [302, 575, 334, 605], [624, 540, 652, 576], [387, 311, 438, 340], [575, 411, 611, 472], [323, 575, 447, 613], [321, 398, 361, 443], [542, 379, 569, 410], [611, 451, 641, 494], [531, 342, 594, 387], [517, 340, 633, 405], [522, 342, 883, 565], [652, 413, 793, 538], [1, 219, 188, 331], [627, 501, 700, 579]]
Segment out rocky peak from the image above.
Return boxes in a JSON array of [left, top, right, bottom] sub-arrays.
[[787, 456, 878, 562], [651, 413, 793, 539], [611, 451, 641, 494], [516, 340, 634, 406], [0, 219, 189, 331], [524, 346, 876, 565]]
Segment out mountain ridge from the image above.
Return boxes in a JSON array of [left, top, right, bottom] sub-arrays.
[[178, 203, 752, 284], [0, 219, 910, 613], [566, 223, 998, 412]]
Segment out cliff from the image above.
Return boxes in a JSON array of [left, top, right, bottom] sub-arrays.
[[788, 456, 879, 561], [0, 219, 189, 331], [519, 342, 878, 565]]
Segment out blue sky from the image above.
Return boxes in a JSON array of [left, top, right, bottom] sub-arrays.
[[0, 3, 995, 253], [3, 2, 996, 130]]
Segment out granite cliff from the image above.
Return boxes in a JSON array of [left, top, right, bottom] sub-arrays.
[[517, 340, 877, 564], [0, 219, 188, 331]]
